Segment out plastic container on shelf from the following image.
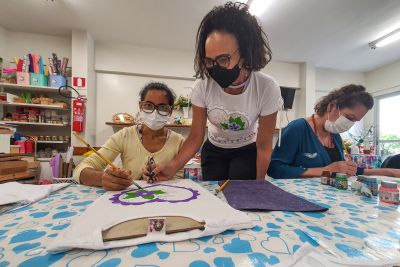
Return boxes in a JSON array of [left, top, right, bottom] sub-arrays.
[[2, 68, 17, 84], [16, 72, 30, 86], [30, 73, 47, 86], [49, 75, 66, 88]]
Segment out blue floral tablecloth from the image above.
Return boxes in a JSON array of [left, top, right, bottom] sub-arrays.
[[0, 178, 399, 267]]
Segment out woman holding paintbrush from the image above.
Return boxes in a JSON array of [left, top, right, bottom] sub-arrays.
[[73, 82, 185, 191], [267, 84, 400, 179]]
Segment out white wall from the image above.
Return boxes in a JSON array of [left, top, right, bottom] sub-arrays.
[[0, 26, 6, 58], [71, 30, 96, 146], [94, 42, 303, 139], [365, 59, 400, 96], [95, 42, 195, 80], [363, 59, 400, 130], [95, 73, 194, 145], [316, 67, 365, 98], [4, 31, 71, 68]]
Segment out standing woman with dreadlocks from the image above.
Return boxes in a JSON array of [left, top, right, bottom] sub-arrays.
[[150, 2, 281, 181]]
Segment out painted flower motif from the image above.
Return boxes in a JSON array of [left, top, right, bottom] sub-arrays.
[[221, 116, 245, 131], [110, 184, 200, 206]]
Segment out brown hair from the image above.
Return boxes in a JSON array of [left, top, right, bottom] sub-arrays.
[[314, 84, 374, 116], [194, 1, 272, 79]]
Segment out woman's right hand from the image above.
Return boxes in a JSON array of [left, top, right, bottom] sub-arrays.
[[325, 161, 357, 176], [101, 167, 132, 191]]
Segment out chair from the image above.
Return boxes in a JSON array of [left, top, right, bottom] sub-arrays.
[[381, 154, 400, 169]]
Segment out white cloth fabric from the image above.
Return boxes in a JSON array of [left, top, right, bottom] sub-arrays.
[[277, 244, 400, 267], [0, 182, 70, 205], [48, 179, 253, 252], [191, 71, 281, 148]]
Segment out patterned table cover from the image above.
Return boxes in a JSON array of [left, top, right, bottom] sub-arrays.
[[0, 178, 399, 267]]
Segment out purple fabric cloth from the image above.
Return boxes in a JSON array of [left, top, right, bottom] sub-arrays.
[[219, 180, 328, 212]]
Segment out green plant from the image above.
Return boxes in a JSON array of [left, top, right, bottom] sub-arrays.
[[348, 125, 374, 146], [174, 95, 192, 110]]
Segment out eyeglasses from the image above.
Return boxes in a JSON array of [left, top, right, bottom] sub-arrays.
[[140, 101, 172, 116], [204, 48, 240, 69]]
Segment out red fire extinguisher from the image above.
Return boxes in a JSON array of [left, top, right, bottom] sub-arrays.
[[73, 96, 86, 132]]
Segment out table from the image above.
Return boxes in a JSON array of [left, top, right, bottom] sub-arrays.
[[351, 154, 382, 169], [0, 178, 399, 266]]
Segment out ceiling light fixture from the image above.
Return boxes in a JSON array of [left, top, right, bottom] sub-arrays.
[[369, 27, 400, 49], [247, 0, 273, 17]]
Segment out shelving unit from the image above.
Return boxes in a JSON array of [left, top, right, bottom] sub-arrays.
[[0, 121, 68, 126], [37, 140, 68, 144], [0, 102, 69, 110], [0, 83, 72, 162], [0, 83, 71, 95]]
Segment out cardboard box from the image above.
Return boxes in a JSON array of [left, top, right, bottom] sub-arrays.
[[16, 72, 30, 86], [0, 134, 12, 153]]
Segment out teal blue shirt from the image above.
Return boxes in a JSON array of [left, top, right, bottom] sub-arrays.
[[267, 118, 363, 179]]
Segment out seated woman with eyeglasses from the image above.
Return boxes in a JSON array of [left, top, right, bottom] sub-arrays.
[[73, 82, 185, 190]]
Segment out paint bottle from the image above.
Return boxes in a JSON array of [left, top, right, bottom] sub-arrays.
[[335, 173, 348, 190], [321, 171, 330, 185], [357, 175, 379, 196], [379, 181, 399, 204], [330, 172, 337, 186]]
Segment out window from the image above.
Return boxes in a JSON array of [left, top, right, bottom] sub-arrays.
[[375, 92, 400, 157]]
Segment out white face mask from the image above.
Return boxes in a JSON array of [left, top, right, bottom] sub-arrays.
[[324, 110, 355, 133], [140, 111, 170, 131]]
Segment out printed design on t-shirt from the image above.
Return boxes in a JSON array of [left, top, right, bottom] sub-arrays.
[[303, 152, 318, 159], [109, 184, 200, 206], [208, 107, 250, 131]]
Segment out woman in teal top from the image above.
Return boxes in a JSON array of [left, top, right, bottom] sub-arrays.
[[268, 84, 400, 179]]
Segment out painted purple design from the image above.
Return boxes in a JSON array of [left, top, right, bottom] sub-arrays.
[[109, 184, 200, 206]]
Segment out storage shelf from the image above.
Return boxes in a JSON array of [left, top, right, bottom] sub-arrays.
[[0, 121, 69, 126], [37, 158, 51, 162], [0, 82, 71, 94], [37, 140, 69, 144], [0, 102, 69, 110]]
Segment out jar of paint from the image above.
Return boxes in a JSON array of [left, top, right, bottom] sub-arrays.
[[330, 172, 337, 186], [357, 175, 379, 196], [321, 171, 330, 185], [335, 173, 348, 190], [379, 181, 399, 204]]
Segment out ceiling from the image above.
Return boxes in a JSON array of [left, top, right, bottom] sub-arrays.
[[1, 0, 400, 72]]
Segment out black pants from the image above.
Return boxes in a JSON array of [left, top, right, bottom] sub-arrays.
[[201, 139, 257, 181]]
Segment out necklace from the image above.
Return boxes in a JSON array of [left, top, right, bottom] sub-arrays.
[[311, 114, 333, 148]]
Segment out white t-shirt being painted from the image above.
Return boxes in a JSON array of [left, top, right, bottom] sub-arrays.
[[191, 71, 281, 149]]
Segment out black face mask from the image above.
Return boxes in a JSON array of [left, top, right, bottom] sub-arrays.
[[207, 64, 241, 89]]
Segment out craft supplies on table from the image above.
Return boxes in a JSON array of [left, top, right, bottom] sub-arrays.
[[357, 175, 379, 196], [320, 170, 330, 185], [219, 180, 328, 212], [351, 154, 382, 169], [1, 178, 400, 266], [334, 173, 348, 190], [379, 180, 399, 204], [184, 157, 202, 181]]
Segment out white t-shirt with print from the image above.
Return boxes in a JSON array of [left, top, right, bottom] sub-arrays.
[[191, 71, 281, 148], [47, 179, 253, 251]]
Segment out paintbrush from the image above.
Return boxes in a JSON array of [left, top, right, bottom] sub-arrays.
[[214, 179, 230, 196]]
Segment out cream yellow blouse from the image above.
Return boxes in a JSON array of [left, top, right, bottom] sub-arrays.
[[73, 126, 185, 183]]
